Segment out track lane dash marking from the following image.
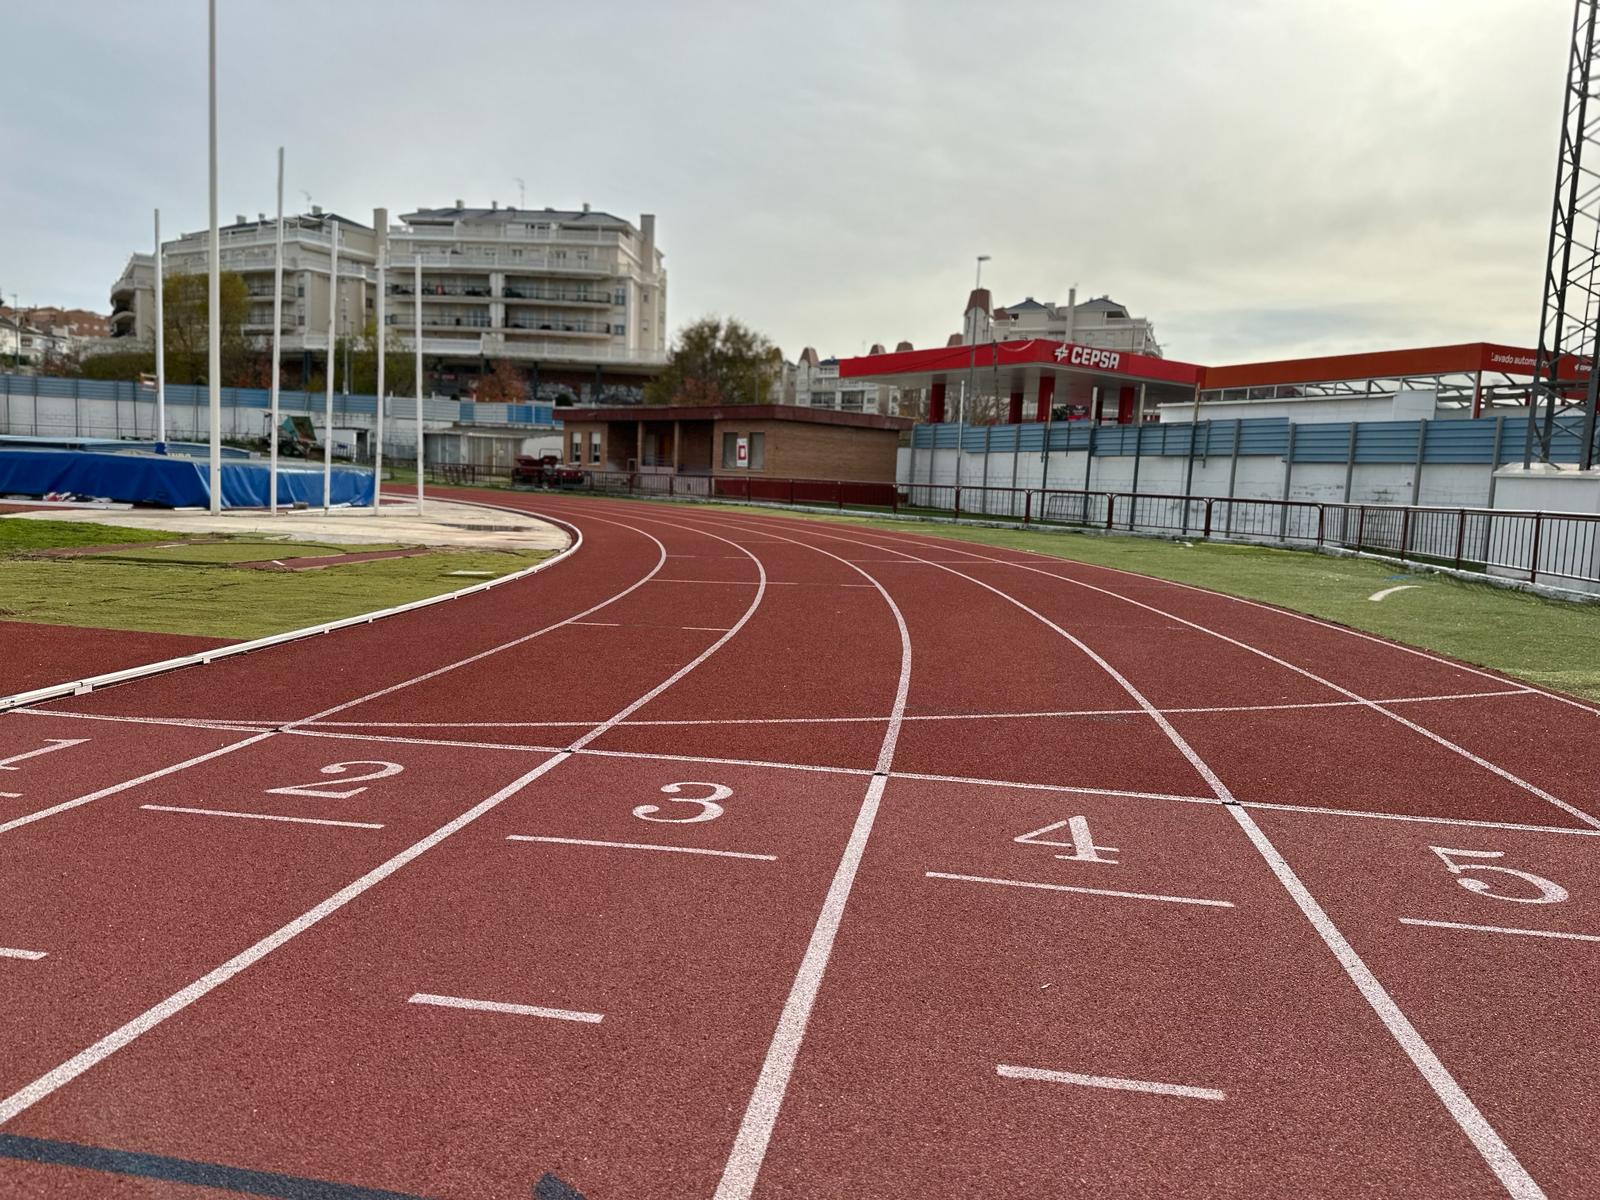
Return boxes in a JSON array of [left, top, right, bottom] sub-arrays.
[[0, 948, 47, 961], [927, 871, 1235, 908], [140, 804, 384, 830], [507, 834, 776, 861], [408, 993, 603, 1024], [996, 1063, 1226, 1102], [1399, 917, 1600, 943]]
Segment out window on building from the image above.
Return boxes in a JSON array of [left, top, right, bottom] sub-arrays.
[[570, 431, 582, 463], [721, 432, 739, 469], [589, 431, 601, 464], [748, 432, 765, 470]]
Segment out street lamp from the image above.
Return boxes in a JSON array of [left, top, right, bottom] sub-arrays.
[[959, 255, 990, 490]]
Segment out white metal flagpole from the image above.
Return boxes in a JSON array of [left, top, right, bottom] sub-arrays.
[[269, 147, 284, 513], [153, 208, 166, 454], [324, 219, 338, 513], [206, 0, 221, 513], [414, 256, 423, 513], [373, 233, 385, 513]]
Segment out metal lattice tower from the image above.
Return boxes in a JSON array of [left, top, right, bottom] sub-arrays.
[[1529, 0, 1600, 469]]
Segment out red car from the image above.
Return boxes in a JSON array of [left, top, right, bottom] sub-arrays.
[[512, 454, 587, 488]]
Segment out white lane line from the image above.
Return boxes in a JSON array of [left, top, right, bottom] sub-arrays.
[[140, 804, 384, 830], [894, 772, 1221, 806], [996, 1063, 1225, 1102], [926, 871, 1235, 909], [568, 621, 620, 626], [753, 520, 1550, 1200], [7, 709, 274, 732], [712, 515, 915, 1200], [1399, 917, 1600, 944], [0, 753, 571, 1126], [1244, 800, 1600, 838], [1226, 804, 1547, 1200], [0, 507, 781, 1124], [649, 578, 767, 585], [407, 992, 602, 1024], [0, 948, 47, 961], [506, 834, 776, 861], [0, 793, 20, 799], [284, 517, 670, 727], [0, 738, 90, 768], [0, 733, 274, 836], [1370, 584, 1422, 602]]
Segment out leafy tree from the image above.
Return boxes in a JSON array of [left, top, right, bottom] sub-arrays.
[[337, 315, 416, 397], [161, 270, 250, 386], [644, 316, 778, 405], [75, 348, 155, 381], [474, 359, 527, 404]]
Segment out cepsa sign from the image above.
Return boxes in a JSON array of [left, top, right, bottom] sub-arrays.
[[1054, 344, 1122, 372]]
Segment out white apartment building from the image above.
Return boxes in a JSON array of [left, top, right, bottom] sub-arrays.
[[783, 344, 907, 415], [0, 316, 69, 367], [110, 200, 667, 401], [989, 292, 1163, 357]]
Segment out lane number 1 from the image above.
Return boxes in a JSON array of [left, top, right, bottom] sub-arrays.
[[1015, 816, 1119, 865], [1429, 846, 1569, 905]]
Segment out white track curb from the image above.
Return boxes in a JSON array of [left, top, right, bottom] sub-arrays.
[[0, 504, 581, 714]]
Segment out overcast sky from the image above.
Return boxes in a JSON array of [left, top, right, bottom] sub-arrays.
[[0, 1, 1574, 365]]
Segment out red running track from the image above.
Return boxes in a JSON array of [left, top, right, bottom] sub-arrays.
[[0, 489, 1596, 1199]]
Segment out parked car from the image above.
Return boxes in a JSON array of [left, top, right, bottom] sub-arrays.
[[512, 454, 588, 488]]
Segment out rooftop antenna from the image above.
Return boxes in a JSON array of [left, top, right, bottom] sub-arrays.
[[514, 178, 526, 209], [301, 189, 313, 211]]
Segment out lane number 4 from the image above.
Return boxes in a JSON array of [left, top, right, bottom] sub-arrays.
[[633, 782, 730, 824], [1429, 846, 1569, 905], [1015, 816, 1119, 865]]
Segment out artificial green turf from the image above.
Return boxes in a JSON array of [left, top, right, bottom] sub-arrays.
[[0, 518, 185, 552], [0, 518, 550, 639]]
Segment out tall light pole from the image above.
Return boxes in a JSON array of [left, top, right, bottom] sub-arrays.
[[154, 210, 166, 452], [269, 146, 284, 513], [11, 292, 19, 370], [373, 209, 386, 514], [414, 255, 424, 512], [206, 0, 221, 513], [324, 219, 338, 513], [959, 254, 990, 491]]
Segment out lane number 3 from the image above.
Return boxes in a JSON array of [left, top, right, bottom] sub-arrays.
[[1429, 846, 1569, 905], [633, 782, 730, 824]]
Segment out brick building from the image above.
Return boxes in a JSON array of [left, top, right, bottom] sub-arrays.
[[559, 404, 911, 484]]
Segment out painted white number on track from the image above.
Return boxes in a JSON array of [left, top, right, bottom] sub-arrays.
[[1015, 816, 1119, 865], [633, 782, 730, 824], [1429, 846, 1569, 905], [266, 761, 405, 800], [0, 739, 90, 771]]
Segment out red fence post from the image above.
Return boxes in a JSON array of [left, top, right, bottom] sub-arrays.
[[837, 481, 843, 511], [892, 485, 899, 515], [1529, 512, 1543, 584], [1024, 491, 1032, 525], [668, 474, 674, 497]]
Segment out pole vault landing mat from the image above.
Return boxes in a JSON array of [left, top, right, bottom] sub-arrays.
[[0, 449, 372, 509]]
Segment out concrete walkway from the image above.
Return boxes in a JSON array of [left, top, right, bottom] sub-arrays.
[[1, 499, 569, 552]]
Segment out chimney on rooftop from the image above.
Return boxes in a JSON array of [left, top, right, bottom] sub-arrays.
[[491, 199, 498, 210], [455, 199, 464, 209], [311, 204, 323, 216], [582, 202, 591, 213], [235, 213, 246, 224], [258, 212, 266, 222]]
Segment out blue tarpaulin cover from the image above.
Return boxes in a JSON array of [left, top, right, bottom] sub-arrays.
[[0, 450, 374, 508]]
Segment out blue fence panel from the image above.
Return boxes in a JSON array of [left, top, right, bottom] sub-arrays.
[[1236, 418, 1290, 456], [1354, 420, 1423, 463], [1290, 422, 1354, 464], [1422, 418, 1497, 464]]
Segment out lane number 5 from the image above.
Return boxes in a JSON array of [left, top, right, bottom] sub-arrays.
[[1429, 846, 1569, 905], [633, 782, 730, 824]]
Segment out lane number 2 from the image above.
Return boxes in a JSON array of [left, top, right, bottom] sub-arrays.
[[266, 761, 405, 800], [1429, 846, 1569, 905], [1015, 816, 1119, 865], [633, 781, 730, 824]]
